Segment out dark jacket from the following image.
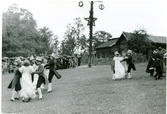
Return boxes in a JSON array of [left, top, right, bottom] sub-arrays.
[[44, 59, 55, 71], [44, 59, 61, 79], [8, 67, 22, 91], [146, 56, 156, 73], [123, 55, 136, 70]]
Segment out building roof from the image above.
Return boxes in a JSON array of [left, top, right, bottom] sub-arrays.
[[96, 38, 119, 49], [122, 32, 166, 44], [148, 35, 166, 44]]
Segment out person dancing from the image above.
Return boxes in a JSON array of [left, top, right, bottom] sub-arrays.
[[123, 50, 136, 79], [112, 51, 126, 80], [8, 59, 22, 101], [19, 60, 36, 102], [32, 57, 46, 99], [44, 54, 61, 93]]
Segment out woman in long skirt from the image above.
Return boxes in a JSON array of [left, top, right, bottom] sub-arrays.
[[112, 51, 125, 80], [19, 60, 36, 102]]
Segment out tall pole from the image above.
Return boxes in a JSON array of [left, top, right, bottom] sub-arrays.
[[79, 1, 104, 68], [88, 1, 94, 67]]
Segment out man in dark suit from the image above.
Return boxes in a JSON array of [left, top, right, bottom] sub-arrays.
[[124, 50, 136, 79], [44, 54, 61, 93], [8, 59, 22, 101]]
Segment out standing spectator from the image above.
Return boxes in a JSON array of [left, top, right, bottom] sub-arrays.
[[77, 54, 81, 66]]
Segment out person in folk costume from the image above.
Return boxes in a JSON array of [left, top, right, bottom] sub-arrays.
[[111, 51, 126, 80], [121, 51, 128, 77], [44, 54, 61, 93], [123, 50, 136, 79], [30, 57, 36, 82], [31, 57, 45, 99], [40, 57, 49, 90], [8, 58, 22, 101], [19, 60, 36, 102], [42, 56, 50, 79], [146, 50, 157, 76], [32, 59, 39, 90], [153, 48, 165, 80]]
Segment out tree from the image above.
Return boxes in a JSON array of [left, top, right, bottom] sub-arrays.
[[38, 27, 55, 55], [2, 4, 59, 57], [60, 24, 77, 55], [92, 30, 112, 49], [60, 18, 86, 55], [2, 4, 38, 57], [128, 29, 152, 54]]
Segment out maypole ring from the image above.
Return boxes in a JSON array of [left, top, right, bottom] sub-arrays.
[[79, 1, 83, 7], [99, 4, 105, 10]]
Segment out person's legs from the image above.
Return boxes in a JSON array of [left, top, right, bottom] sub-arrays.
[[10, 89, 16, 101], [36, 76, 44, 99], [47, 70, 54, 92], [150, 69, 154, 76], [127, 66, 132, 79], [112, 70, 115, 80]]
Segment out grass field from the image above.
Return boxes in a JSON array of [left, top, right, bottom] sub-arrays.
[[1, 63, 166, 114]]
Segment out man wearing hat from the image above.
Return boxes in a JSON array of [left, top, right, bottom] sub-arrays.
[[44, 54, 61, 93], [123, 50, 136, 79], [32, 57, 45, 99]]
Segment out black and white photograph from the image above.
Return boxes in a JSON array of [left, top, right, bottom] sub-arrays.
[[1, 0, 167, 114]]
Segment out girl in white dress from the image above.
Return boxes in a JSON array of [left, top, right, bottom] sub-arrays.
[[112, 51, 126, 80], [19, 60, 36, 102]]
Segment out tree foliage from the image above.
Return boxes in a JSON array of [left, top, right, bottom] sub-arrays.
[[60, 18, 86, 55], [2, 4, 59, 57], [128, 29, 152, 54], [93, 30, 112, 48]]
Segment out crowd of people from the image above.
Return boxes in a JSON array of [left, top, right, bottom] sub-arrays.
[[2, 54, 82, 74], [7, 54, 62, 102]]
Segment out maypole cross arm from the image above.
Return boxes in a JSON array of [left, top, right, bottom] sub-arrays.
[[84, 17, 98, 26]]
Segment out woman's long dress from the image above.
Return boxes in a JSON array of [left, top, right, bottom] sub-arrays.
[[113, 57, 125, 79], [19, 66, 36, 99]]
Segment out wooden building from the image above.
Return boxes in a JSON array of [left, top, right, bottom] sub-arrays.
[[116, 32, 166, 59], [96, 32, 166, 59], [96, 38, 119, 58]]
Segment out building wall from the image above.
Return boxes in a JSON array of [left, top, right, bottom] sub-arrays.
[[96, 45, 118, 58]]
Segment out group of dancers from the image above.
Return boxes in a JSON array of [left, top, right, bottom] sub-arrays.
[[8, 54, 61, 102], [146, 47, 166, 80], [111, 49, 136, 80]]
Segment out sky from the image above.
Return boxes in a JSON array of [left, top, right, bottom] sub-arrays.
[[1, 0, 167, 42]]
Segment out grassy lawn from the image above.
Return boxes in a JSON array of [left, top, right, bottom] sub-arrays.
[[1, 63, 166, 114]]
